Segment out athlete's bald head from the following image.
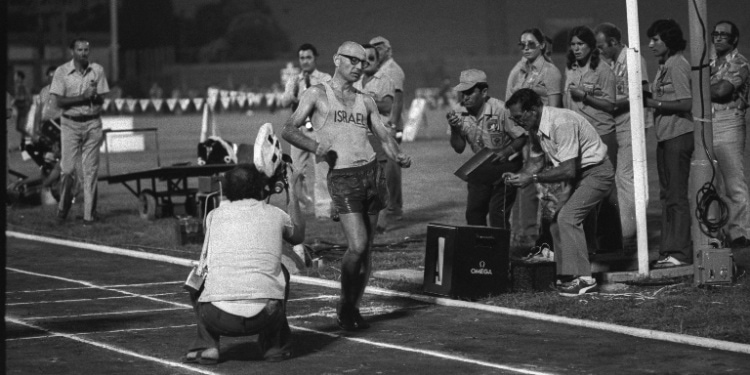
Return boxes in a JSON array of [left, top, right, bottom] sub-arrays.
[[336, 41, 366, 60]]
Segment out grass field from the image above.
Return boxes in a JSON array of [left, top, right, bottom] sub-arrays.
[[6, 107, 750, 344]]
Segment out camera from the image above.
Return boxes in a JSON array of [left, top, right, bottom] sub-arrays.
[[267, 154, 293, 195]]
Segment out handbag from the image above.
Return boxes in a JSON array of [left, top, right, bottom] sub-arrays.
[[183, 214, 211, 294]]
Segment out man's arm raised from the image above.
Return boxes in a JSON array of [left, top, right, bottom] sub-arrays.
[[366, 96, 411, 168], [281, 86, 329, 157]]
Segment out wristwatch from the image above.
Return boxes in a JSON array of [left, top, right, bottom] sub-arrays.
[[532, 174, 539, 183]]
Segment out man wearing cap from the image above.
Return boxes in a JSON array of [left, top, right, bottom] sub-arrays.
[[282, 41, 411, 330], [447, 69, 527, 229], [50, 37, 110, 224], [281, 43, 333, 218], [370, 36, 406, 231]]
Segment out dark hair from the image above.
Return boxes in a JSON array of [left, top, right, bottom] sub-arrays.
[[362, 43, 380, 61], [715, 20, 740, 47], [298, 43, 318, 57], [594, 22, 622, 43], [46, 66, 57, 75], [506, 88, 543, 112], [69, 37, 89, 50], [520, 28, 551, 61], [566, 26, 602, 70], [224, 164, 267, 201], [647, 19, 687, 54]]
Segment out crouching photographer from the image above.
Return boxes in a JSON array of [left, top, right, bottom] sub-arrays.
[[184, 161, 304, 365]]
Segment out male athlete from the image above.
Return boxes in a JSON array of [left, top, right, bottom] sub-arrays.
[[282, 41, 411, 330]]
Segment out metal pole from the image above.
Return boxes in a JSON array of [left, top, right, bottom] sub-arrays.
[[110, 0, 119, 82], [625, 0, 650, 276], [687, 0, 718, 261]]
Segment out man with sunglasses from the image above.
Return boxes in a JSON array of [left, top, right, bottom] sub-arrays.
[[710, 20, 750, 248], [503, 88, 614, 296], [282, 41, 411, 331], [281, 43, 333, 219], [370, 36, 406, 232], [447, 69, 527, 229]]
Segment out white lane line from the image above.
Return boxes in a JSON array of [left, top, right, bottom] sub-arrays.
[[291, 325, 555, 375], [7, 267, 191, 309], [6, 324, 197, 342], [6, 281, 184, 294], [23, 307, 189, 321], [288, 295, 338, 302], [7, 292, 184, 306], [5, 317, 220, 375]]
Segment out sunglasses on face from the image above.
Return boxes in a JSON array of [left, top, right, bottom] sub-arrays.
[[711, 31, 732, 40], [338, 54, 364, 66], [518, 41, 539, 50]]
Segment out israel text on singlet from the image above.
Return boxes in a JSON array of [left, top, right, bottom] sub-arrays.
[[313, 81, 376, 169]]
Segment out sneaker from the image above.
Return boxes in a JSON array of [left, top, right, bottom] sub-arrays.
[[557, 277, 598, 297], [523, 243, 554, 263], [652, 255, 688, 269]]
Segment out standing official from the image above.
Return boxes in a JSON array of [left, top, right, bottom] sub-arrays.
[[355, 43, 396, 168], [281, 43, 333, 217], [370, 36, 406, 231], [709, 20, 750, 248], [448, 69, 527, 229], [50, 37, 110, 224]]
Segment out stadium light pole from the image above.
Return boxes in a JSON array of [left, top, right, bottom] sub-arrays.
[[110, 0, 119, 82], [687, 0, 716, 253], [625, 0, 649, 276]]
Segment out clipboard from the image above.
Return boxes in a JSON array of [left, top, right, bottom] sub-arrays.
[[454, 148, 517, 185]]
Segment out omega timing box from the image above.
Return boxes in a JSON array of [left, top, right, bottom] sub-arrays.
[[694, 248, 734, 285], [423, 223, 511, 300]]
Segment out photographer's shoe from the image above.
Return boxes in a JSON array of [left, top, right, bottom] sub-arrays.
[[557, 276, 598, 297]]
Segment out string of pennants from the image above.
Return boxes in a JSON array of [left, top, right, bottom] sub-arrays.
[[100, 87, 284, 113]]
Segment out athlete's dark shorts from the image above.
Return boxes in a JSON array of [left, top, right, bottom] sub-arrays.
[[328, 160, 388, 216]]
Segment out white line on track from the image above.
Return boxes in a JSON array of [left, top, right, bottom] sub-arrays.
[[23, 307, 190, 321], [287, 295, 338, 302], [7, 267, 191, 309], [7, 292, 184, 306], [5, 317, 221, 375], [6, 324, 197, 342], [291, 325, 555, 375], [6, 281, 184, 294]]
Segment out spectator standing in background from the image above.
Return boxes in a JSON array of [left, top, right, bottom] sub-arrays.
[[13, 70, 30, 149], [281, 43, 333, 218], [370, 36, 406, 232]]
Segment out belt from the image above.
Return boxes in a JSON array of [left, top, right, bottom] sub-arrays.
[[712, 103, 744, 111], [63, 113, 101, 122]]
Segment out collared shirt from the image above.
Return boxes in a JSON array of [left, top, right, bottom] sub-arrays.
[[536, 106, 608, 168], [565, 59, 617, 135], [652, 53, 693, 142], [506, 56, 562, 105], [611, 46, 652, 131], [49, 59, 110, 117], [710, 48, 750, 112], [377, 58, 405, 92], [456, 97, 526, 154], [282, 68, 332, 106], [38, 84, 63, 121]]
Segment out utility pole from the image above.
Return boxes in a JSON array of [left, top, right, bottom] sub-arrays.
[[110, 0, 119, 82]]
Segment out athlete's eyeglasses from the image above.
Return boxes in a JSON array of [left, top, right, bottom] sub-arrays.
[[711, 31, 732, 40], [338, 54, 364, 66], [517, 41, 539, 50]]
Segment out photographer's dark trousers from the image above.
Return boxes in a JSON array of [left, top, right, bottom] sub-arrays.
[[189, 265, 292, 361], [465, 157, 522, 229]]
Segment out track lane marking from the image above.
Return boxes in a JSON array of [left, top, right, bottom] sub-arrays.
[[6, 324, 197, 342], [7, 292, 184, 306], [5, 317, 221, 375]]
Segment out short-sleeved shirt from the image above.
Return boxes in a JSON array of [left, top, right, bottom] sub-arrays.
[[565, 60, 617, 135], [652, 53, 693, 142], [355, 74, 396, 160], [456, 97, 526, 154], [506, 57, 563, 105], [282, 69, 332, 108], [710, 48, 749, 113], [612, 47, 652, 131], [377, 58, 405, 92], [536, 106, 608, 168], [50, 60, 110, 117]]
